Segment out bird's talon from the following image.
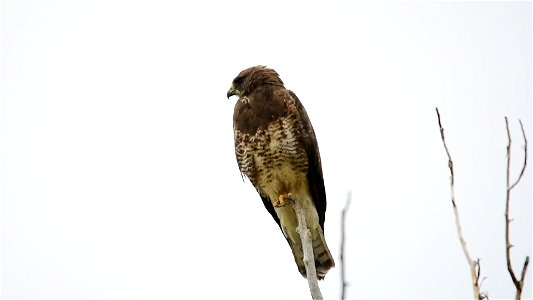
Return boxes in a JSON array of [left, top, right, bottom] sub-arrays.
[[274, 194, 286, 207], [275, 193, 294, 207]]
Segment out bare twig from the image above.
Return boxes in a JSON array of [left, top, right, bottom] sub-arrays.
[[291, 195, 323, 300], [476, 259, 490, 300], [508, 120, 528, 191], [340, 192, 351, 300], [436, 108, 483, 299], [504, 117, 530, 300], [475, 258, 481, 288]]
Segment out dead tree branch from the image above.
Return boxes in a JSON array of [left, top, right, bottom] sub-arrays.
[[291, 195, 323, 300], [340, 192, 351, 300], [436, 108, 483, 299], [504, 117, 530, 300]]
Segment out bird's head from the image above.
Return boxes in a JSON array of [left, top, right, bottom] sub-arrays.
[[227, 65, 284, 99]]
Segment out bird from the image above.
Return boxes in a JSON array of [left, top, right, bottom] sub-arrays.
[[227, 65, 335, 279]]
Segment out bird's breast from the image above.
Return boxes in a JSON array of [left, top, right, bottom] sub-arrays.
[[249, 116, 308, 195]]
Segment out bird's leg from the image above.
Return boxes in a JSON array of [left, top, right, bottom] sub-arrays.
[[274, 192, 293, 207]]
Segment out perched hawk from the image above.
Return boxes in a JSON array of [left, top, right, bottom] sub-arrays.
[[227, 66, 335, 279]]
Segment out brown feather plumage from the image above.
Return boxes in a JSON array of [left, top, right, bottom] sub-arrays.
[[229, 65, 334, 279]]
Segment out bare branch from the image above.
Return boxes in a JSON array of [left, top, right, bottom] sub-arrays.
[[436, 108, 455, 187], [291, 195, 323, 300], [340, 192, 351, 300], [475, 259, 481, 287], [504, 117, 530, 300], [475, 259, 489, 299], [519, 256, 530, 290], [435, 108, 482, 299], [509, 120, 527, 191]]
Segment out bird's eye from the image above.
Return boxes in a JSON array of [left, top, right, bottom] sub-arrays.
[[233, 76, 244, 85]]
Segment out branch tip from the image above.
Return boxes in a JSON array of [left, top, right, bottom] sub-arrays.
[[504, 117, 529, 299], [435, 109, 481, 299]]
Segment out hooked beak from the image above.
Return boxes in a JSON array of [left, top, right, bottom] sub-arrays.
[[227, 85, 237, 99]]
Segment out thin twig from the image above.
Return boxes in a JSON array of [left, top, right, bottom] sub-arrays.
[[504, 117, 529, 300], [436, 108, 482, 299], [475, 259, 490, 298], [475, 258, 481, 288], [508, 120, 528, 191], [340, 192, 351, 300], [291, 195, 323, 300]]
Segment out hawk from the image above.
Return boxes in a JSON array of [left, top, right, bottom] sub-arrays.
[[227, 66, 335, 279]]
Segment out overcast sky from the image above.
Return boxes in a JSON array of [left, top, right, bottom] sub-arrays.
[[1, 1, 531, 299]]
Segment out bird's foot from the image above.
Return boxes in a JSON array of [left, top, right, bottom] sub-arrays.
[[274, 193, 293, 207]]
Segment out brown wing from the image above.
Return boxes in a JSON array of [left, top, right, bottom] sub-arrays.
[[290, 90, 327, 230]]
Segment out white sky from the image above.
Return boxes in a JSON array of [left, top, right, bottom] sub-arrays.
[[1, 1, 531, 299]]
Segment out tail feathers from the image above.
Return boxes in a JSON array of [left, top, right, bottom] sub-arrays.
[[290, 227, 335, 280]]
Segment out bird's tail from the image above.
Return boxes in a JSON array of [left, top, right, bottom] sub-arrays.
[[290, 226, 335, 280]]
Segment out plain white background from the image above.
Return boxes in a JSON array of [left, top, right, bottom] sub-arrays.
[[1, 1, 531, 299]]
